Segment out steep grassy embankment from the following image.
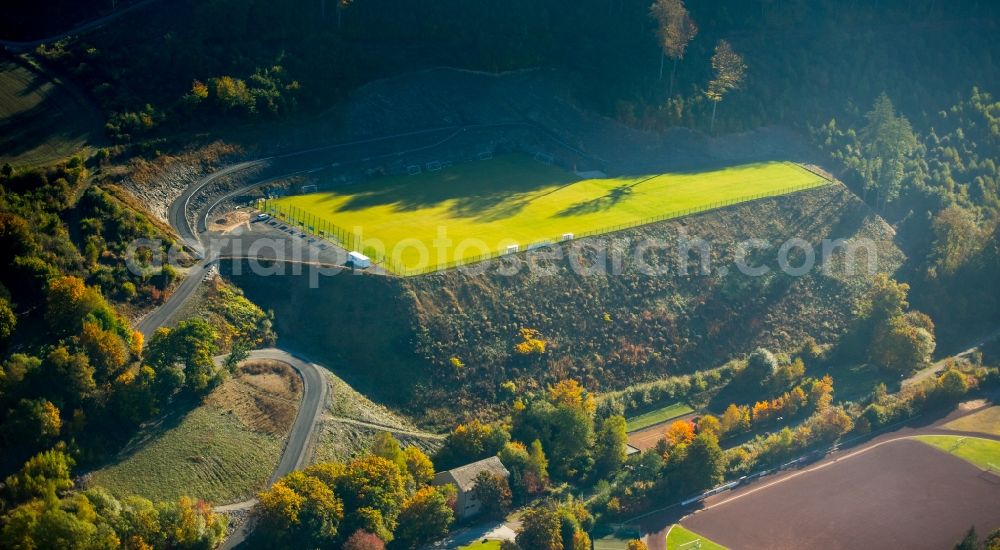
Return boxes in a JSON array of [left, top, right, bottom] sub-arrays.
[[227, 184, 902, 426]]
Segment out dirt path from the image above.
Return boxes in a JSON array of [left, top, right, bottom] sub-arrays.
[[904, 325, 1000, 388], [324, 415, 444, 441]]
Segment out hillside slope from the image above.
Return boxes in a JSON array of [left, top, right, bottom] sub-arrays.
[[227, 184, 902, 426]]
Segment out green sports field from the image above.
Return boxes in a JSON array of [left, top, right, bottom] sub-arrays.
[[668, 525, 727, 550], [266, 154, 828, 275], [914, 435, 1000, 470], [626, 402, 695, 432]]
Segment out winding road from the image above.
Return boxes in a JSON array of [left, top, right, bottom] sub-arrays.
[[136, 127, 470, 548]]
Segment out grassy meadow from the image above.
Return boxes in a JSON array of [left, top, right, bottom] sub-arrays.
[[0, 60, 100, 167]]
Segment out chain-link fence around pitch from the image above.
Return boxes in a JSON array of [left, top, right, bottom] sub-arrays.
[[259, 174, 830, 277]]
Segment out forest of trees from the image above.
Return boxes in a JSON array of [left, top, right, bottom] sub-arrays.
[[10, 0, 992, 142], [0, 159, 276, 475], [810, 88, 1000, 344]]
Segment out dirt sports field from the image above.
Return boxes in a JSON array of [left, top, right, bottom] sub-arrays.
[[679, 438, 1000, 550]]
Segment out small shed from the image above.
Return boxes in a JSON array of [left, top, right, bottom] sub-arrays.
[[347, 251, 371, 269], [432, 456, 510, 520]]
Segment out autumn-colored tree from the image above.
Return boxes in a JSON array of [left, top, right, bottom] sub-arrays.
[[303, 462, 346, 487], [45, 276, 105, 335], [751, 401, 772, 423], [697, 414, 721, 437], [434, 419, 510, 470], [336, 456, 408, 540], [663, 419, 696, 448], [394, 486, 454, 548], [79, 321, 128, 381], [548, 379, 596, 414], [258, 470, 344, 546], [808, 375, 835, 411], [402, 446, 435, 487], [516, 506, 563, 550], [3, 448, 75, 504], [720, 403, 749, 434], [771, 358, 806, 391], [0, 297, 15, 343], [649, 0, 698, 95], [937, 368, 970, 398], [342, 530, 385, 550], [371, 432, 406, 470], [514, 328, 547, 355], [863, 273, 910, 321], [627, 540, 649, 550], [806, 406, 854, 442], [159, 496, 227, 548], [258, 481, 303, 531], [705, 40, 746, 132]]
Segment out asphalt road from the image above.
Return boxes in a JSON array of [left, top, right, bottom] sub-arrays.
[[135, 261, 211, 339], [217, 348, 329, 549]]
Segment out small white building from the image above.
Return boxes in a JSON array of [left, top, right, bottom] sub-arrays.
[[347, 251, 371, 269], [561, 233, 574, 242]]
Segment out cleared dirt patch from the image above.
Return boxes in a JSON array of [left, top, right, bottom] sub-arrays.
[[206, 360, 301, 436], [943, 405, 1000, 436], [680, 439, 1000, 550], [208, 209, 251, 233]]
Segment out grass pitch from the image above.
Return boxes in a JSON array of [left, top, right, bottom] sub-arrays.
[[668, 525, 727, 550], [626, 402, 695, 432], [914, 435, 1000, 471], [266, 154, 828, 275]]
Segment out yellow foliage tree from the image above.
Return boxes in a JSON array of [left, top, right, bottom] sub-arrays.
[[548, 379, 595, 414], [514, 328, 547, 355], [663, 419, 696, 448]]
